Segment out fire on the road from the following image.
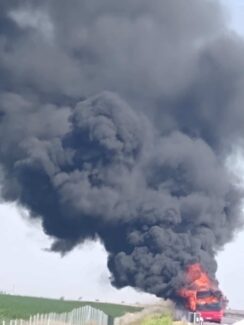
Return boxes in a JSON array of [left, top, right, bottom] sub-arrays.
[[178, 264, 227, 323]]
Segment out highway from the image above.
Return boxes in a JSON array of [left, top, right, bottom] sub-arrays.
[[223, 310, 244, 324], [204, 310, 244, 325]]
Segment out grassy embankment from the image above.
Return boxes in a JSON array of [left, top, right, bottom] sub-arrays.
[[136, 314, 184, 325], [141, 314, 172, 325], [0, 294, 141, 321], [115, 301, 179, 325]]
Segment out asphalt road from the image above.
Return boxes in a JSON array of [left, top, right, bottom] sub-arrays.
[[222, 315, 241, 325], [223, 310, 244, 325], [204, 310, 244, 325]]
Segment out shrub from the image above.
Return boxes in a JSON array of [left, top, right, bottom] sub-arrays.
[[141, 314, 172, 325]]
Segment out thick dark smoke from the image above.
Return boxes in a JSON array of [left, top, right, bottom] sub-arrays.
[[0, 0, 244, 298]]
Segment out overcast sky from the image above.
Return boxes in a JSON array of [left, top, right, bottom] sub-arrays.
[[0, 202, 159, 304], [221, 0, 244, 35], [212, 0, 244, 310], [0, 0, 244, 309]]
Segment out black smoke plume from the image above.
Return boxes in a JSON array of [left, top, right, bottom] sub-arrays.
[[0, 0, 243, 298]]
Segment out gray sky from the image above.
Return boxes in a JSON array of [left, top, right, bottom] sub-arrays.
[[213, 1, 244, 310], [0, 0, 244, 309], [0, 202, 158, 304], [221, 0, 244, 35]]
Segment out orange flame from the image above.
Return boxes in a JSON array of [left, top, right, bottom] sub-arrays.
[[178, 264, 221, 311]]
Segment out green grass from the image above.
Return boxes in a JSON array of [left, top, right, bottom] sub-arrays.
[[141, 314, 172, 325], [0, 294, 141, 320]]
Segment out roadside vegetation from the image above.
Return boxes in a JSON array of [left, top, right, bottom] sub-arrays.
[[141, 314, 172, 325], [139, 315, 186, 325], [0, 294, 141, 320]]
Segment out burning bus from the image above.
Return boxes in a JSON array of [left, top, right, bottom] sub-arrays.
[[178, 264, 227, 323]]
